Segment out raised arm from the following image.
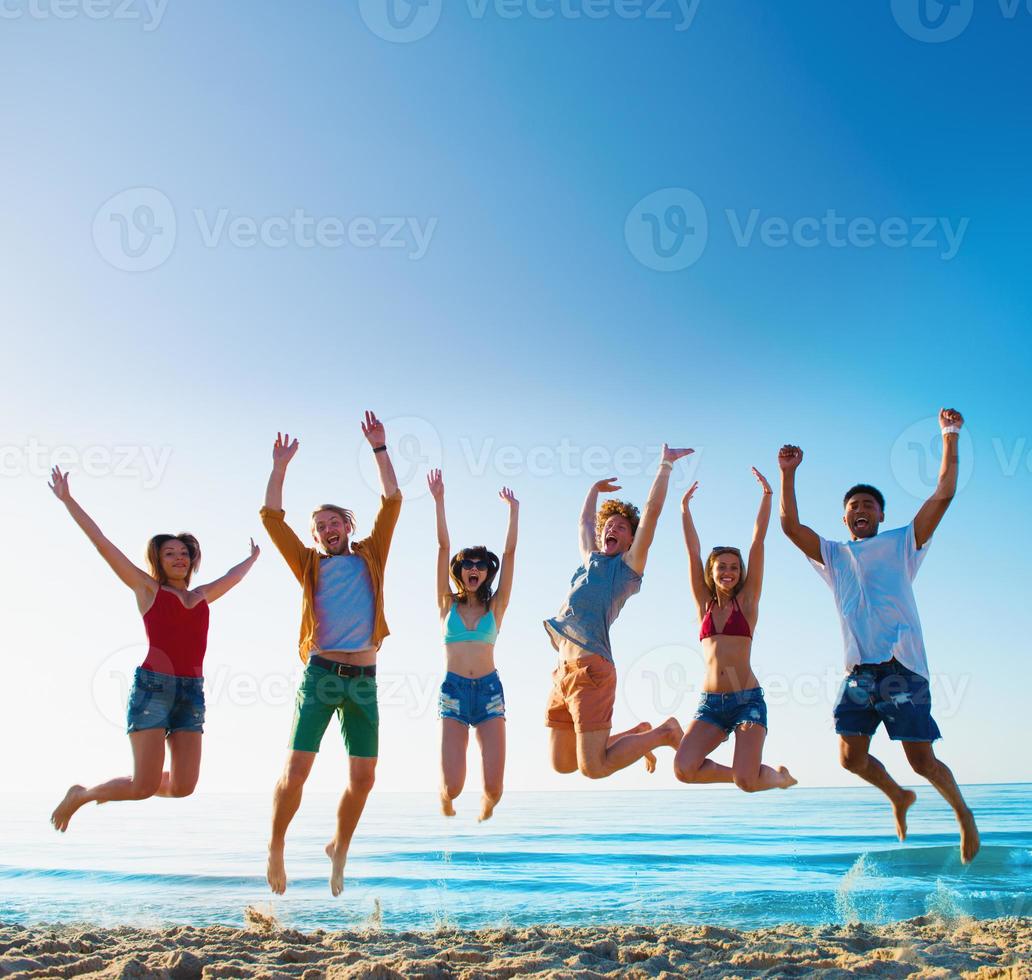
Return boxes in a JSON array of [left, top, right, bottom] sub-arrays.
[[427, 469, 451, 612], [197, 539, 260, 604], [740, 468, 773, 608], [48, 467, 154, 599], [778, 445, 822, 563], [492, 487, 520, 624], [580, 479, 619, 562], [362, 410, 399, 498], [680, 482, 711, 617], [260, 432, 309, 581], [913, 408, 963, 549], [625, 444, 694, 575]]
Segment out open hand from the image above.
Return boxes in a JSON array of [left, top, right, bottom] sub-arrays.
[[752, 467, 773, 494], [249, 538, 260, 561], [427, 468, 444, 500], [362, 410, 386, 447], [681, 482, 699, 511], [48, 466, 71, 502], [499, 486, 519, 509], [273, 432, 299, 468], [939, 407, 964, 432], [594, 478, 622, 494], [662, 444, 694, 465], [778, 445, 803, 471]]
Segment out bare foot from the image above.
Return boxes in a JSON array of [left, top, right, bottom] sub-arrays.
[[51, 785, 87, 833], [656, 717, 684, 749], [325, 840, 347, 897], [266, 844, 287, 895], [478, 794, 500, 823], [893, 789, 917, 842], [959, 807, 980, 864], [440, 793, 456, 817], [777, 766, 798, 789]]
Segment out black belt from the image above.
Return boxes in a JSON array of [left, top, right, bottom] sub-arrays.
[[309, 654, 376, 678]]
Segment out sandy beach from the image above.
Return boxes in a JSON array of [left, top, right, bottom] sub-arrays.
[[0, 912, 1028, 979]]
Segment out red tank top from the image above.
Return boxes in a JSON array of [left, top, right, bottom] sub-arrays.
[[699, 597, 752, 641], [141, 588, 210, 678]]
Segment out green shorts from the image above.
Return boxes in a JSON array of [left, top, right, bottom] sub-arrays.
[[289, 662, 379, 758]]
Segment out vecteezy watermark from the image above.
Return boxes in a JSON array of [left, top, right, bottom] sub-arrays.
[[1, 438, 173, 489], [91, 647, 444, 729], [892, 0, 1032, 43], [92, 188, 438, 272], [93, 187, 178, 273], [625, 189, 970, 271], [622, 643, 972, 722], [0, 0, 169, 31], [357, 416, 443, 501], [358, 0, 701, 43], [890, 416, 974, 500], [458, 436, 701, 484], [891, 0, 974, 42], [991, 437, 1032, 477]]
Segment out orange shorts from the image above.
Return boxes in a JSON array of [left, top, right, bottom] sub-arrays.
[[545, 654, 617, 734]]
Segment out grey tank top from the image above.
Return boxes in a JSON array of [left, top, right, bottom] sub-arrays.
[[543, 552, 642, 663], [314, 554, 375, 653]]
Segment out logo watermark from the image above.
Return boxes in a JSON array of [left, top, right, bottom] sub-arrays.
[[626, 189, 970, 271], [2, 438, 173, 489], [357, 416, 443, 501], [889, 417, 974, 500], [0, 0, 169, 31], [358, 0, 701, 43], [93, 188, 438, 272]]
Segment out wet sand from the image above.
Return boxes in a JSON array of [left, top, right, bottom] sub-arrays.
[[0, 912, 1028, 978]]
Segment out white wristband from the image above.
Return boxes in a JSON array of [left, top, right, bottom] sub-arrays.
[[660, 460, 673, 470], [942, 425, 961, 436]]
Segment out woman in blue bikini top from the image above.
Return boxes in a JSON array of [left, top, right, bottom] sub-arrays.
[[427, 468, 518, 822]]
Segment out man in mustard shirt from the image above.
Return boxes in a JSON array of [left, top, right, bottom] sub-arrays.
[[261, 411, 402, 896]]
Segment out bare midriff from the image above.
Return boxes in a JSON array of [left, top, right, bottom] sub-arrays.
[[701, 635, 759, 693], [557, 636, 596, 664], [315, 648, 378, 668], [445, 641, 497, 679]]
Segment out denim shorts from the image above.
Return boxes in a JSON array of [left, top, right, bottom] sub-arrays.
[[126, 667, 205, 736], [439, 670, 506, 727], [694, 687, 767, 735], [834, 659, 941, 743]]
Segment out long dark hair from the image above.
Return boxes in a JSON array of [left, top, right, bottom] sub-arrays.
[[146, 533, 201, 586], [449, 545, 500, 606]]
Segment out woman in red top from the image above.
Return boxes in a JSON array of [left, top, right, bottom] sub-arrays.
[[673, 468, 796, 793], [48, 467, 259, 832]]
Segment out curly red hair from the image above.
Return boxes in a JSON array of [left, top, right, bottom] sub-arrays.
[[595, 499, 641, 544]]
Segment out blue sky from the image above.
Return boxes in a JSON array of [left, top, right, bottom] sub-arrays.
[[3, 1, 1031, 799]]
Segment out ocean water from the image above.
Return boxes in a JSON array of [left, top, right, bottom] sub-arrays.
[[1, 785, 1028, 932]]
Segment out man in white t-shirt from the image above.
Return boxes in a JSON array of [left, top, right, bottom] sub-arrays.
[[778, 408, 979, 863]]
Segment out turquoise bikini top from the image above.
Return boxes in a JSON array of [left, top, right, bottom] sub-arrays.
[[443, 602, 498, 645]]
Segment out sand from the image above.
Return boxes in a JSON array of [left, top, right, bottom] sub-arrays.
[[0, 913, 1028, 979]]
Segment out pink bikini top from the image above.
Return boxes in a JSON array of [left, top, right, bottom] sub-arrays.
[[699, 597, 752, 641]]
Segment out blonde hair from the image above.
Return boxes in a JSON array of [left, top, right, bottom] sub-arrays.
[[704, 547, 746, 600]]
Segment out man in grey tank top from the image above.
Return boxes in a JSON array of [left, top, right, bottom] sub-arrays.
[[545, 445, 693, 780]]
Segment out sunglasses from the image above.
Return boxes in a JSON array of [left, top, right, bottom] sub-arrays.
[[460, 559, 489, 571]]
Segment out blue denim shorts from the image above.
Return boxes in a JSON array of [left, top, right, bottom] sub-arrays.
[[694, 687, 767, 735], [438, 670, 506, 727], [834, 660, 940, 743], [126, 667, 205, 736]]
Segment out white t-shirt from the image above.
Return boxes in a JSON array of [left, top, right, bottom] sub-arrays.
[[809, 522, 930, 679]]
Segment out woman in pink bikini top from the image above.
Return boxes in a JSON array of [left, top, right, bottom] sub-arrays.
[[672, 467, 796, 795]]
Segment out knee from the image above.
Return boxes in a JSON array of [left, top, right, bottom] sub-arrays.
[[840, 748, 867, 774], [733, 773, 761, 793], [674, 759, 698, 784], [167, 780, 197, 799], [578, 761, 608, 780], [349, 769, 376, 796], [280, 763, 310, 793], [443, 780, 464, 800], [132, 779, 161, 801], [908, 754, 938, 779], [483, 783, 503, 803], [551, 757, 578, 774]]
